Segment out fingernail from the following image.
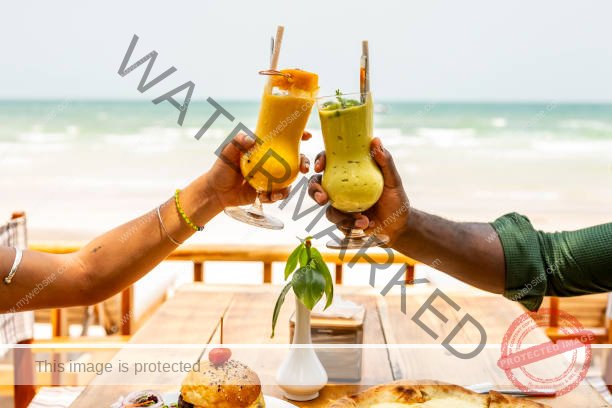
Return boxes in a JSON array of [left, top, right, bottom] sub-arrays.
[[315, 159, 319, 168], [355, 219, 368, 229], [305, 161, 310, 170], [314, 192, 322, 203], [272, 192, 282, 201]]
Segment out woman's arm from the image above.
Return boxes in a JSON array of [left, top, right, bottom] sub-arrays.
[[0, 132, 311, 312]]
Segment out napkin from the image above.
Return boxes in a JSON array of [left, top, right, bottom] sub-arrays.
[[311, 294, 365, 319]]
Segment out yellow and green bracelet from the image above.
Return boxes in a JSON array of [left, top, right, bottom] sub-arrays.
[[175, 189, 205, 232]]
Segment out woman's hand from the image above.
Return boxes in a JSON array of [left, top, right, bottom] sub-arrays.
[[307, 137, 410, 245], [204, 131, 312, 212]]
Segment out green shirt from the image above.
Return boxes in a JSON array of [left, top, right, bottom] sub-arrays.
[[491, 213, 612, 311]]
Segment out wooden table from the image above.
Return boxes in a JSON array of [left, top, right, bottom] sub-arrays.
[[70, 284, 607, 407]]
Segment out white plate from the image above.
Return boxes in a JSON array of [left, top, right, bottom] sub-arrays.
[[161, 392, 296, 407]]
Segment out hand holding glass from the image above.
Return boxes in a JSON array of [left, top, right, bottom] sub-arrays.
[[317, 92, 389, 248]]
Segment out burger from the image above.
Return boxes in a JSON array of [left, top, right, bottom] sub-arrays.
[[178, 348, 265, 408]]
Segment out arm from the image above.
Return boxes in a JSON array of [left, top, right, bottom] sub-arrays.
[[392, 209, 505, 294], [307, 137, 505, 294], [0, 132, 312, 313], [308, 138, 612, 309], [493, 213, 612, 310]]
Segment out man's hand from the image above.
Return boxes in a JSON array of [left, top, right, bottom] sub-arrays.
[[308, 137, 410, 244], [205, 131, 312, 212]]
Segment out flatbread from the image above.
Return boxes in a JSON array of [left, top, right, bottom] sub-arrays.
[[327, 380, 550, 408], [488, 390, 549, 407]]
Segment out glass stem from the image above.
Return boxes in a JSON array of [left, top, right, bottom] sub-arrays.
[[248, 192, 265, 217], [339, 214, 366, 239]]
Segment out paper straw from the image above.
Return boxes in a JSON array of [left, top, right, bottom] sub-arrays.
[[270, 25, 284, 71], [361, 40, 370, 101]]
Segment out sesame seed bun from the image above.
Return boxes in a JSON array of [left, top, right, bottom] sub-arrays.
[[179, 360, 264, 408]]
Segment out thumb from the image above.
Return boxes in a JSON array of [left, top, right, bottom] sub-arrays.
[[218, 132, 256, 164], [370, 137, 402, 188]]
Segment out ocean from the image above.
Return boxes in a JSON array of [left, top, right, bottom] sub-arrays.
[[1, 100, 611, 246]]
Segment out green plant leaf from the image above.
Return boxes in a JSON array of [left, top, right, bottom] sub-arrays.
[[271, 281, 293, 338], [284, 244, 304, 280], [311, 248, 334, 309], [309, 247, 324, 262], [298, 246, 309, 267], [291, 266, 325, 310]]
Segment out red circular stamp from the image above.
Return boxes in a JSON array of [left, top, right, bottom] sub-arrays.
[[497, 308, 594, 396]]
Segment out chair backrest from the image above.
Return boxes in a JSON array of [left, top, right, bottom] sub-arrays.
[[0, 212, 34, 356]]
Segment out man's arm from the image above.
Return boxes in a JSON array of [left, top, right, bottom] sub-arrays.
[[493, 213, 612, 310], [308, 137, 505, 294], [391, 209, 505, 294], [308, 138, 612, 310]]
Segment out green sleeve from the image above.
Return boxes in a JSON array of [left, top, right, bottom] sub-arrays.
[[491, 213, 612, 311]]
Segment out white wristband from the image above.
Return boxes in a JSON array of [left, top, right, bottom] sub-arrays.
[[4, 248, 23, 285]]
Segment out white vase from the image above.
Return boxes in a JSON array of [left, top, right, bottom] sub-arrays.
[[275, 298, 328, 401]]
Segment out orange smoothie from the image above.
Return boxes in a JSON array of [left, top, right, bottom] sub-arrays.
[[241, 69, 318, 192]]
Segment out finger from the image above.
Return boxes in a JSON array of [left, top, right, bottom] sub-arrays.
[[299, 154, 310, 173], [314, 151, 326, 173], [370, 137, 402, 188], [267, 187, 291, 202], [219, 132, 256, 164], [360, 207, 380, 232], [238, 182, 257, 204], [301, 131, 312, 141], [308, 174, 329, 204], [258, 191, 274, 203], [325, 206, 350, 225], [353, 214, 370, 230], [325, 206, 365, 229]]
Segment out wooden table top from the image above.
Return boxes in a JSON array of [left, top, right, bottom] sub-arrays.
[[69, 284, 607, 407]]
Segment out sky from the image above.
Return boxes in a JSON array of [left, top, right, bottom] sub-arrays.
[[1, 0, 611, 102]]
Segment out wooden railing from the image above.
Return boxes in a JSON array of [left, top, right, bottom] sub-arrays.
[[30, 242, 419, 336], [545, 294, 611, 343]]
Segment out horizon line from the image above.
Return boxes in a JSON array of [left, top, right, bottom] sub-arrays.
[[0, 98, 612, 105]]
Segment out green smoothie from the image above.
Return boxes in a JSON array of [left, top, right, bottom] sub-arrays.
[[318, 93, 383, 213]]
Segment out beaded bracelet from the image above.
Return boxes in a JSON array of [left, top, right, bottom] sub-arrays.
[[175, 189, 205, 232]]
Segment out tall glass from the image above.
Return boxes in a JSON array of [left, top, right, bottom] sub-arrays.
[[317, 92, 389, 249], [225, 69, 318, 229]]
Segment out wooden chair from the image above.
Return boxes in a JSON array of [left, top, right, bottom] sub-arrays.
[[1, 212, 133, 408], [545, 294, 612, 394], [0, 212, 37, 408]]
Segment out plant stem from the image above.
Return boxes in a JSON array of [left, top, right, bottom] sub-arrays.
[[304, 238, 312, 262]]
